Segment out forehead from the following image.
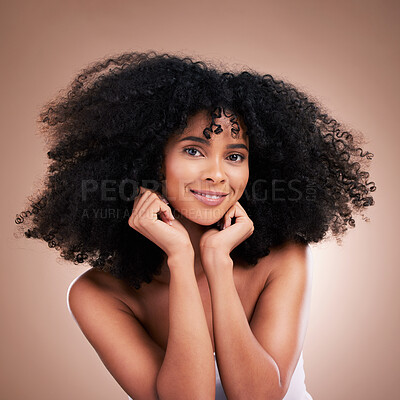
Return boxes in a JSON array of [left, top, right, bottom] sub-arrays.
[[172, 108, 249, 145]]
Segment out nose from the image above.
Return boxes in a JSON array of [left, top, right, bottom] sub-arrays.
[[202, 157, 227, 183]]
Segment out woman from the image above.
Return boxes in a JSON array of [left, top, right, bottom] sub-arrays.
[[15, 51, 376, 399]]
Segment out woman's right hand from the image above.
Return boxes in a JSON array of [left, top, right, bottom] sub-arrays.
[[128, 186, 193, 259]]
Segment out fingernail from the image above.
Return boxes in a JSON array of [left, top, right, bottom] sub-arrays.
[[168, 220, 172, 226]]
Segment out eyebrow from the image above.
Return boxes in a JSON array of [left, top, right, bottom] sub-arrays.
[[178, 136, 249, 152]]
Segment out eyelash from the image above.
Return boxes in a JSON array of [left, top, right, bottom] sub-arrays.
[[183, 147, 246, 163]]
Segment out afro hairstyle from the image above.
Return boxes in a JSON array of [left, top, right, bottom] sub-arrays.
[[15, 50, 376, 289]]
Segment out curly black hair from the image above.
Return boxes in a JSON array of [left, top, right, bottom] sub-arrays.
[[14, 50, 376, 289]]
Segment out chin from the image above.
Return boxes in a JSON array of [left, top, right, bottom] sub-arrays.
[[176, 210, 224, 226]]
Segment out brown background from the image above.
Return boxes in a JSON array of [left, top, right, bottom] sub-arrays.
[[2, 0, 399, 399]]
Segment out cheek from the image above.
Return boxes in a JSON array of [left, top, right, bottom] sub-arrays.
[[232, 168, 249, 189], [164, 159, 194, 199], [166, 157, 201, 186], [165, 157, 183, 183], [234, 176, 249, 200]]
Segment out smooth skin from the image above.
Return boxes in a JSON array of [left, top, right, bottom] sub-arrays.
[[68, 109, 313, 400]]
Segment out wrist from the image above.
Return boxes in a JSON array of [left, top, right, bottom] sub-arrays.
[[203, 253, 233, 282], [208, 269, 236, 297], [201, 248, 232, 270], [167, 250, 195, 270]]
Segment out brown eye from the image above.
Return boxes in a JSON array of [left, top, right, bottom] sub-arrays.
[[228, 154, 245, 162], [184, 147, 202, 157], [184, 147, 246, 163]]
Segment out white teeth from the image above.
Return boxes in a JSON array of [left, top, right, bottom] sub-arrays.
[[195, 191, 222, 199]]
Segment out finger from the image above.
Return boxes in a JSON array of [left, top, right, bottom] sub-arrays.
[[223, 204, 239, 229], [156, 200, 175, 223], [229, 220, 254, 241], [158, 209, 171, 225], [142, 191, 169, 216], [135, 185, 147, 200], [136, 189, 173, 223], [223, 203, 248, 229], [235, 202, 250, 219], [140, 194, 175, 223], [234, 201, 246, 212], [233, 201, 248, 215], [137, 192, 161, 220], [136, 187, 168, 206], [131, 188, 153, 219], [130, 188, 151, 222], [224, 212, 233, 229], [222, 217, 254, 252], [160, 195, 169, 205], [133, 186, 149, 203]]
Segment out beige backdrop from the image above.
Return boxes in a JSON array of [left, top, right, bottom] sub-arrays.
[[2, 0, 398, 399]]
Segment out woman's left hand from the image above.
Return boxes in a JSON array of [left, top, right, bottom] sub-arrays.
[[199, 201, 254, 277]]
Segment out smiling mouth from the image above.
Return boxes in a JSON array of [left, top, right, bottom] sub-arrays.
[[190, 190, 228, 198], [190, 190, 228, 206]]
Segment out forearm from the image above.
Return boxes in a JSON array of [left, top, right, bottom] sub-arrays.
[[156, 253, 215, 400], [210, 272, 282, 400]]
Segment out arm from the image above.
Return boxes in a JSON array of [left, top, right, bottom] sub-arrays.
[[68, 255, 215, 400], [67, 272, 165, 400], [208, 241, 313, 400], [156, 252, 215, 400]]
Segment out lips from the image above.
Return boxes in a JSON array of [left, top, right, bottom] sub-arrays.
[[190, 189, 228, 196], [190, 190, 228, 206]]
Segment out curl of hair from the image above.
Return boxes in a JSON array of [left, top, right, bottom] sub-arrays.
[[14, 51, 376, 289]]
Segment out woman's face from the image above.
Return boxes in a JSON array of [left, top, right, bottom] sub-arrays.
[[161, 109, 249, 225]]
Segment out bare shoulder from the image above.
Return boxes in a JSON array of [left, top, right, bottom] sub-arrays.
[[256, 240, 313, 288], [68, 268, 118, 294], [249, 240, 313, 395], [271, 239, 311, 259], [67, 268, 134, 317], [67, 268, 165, 399]]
